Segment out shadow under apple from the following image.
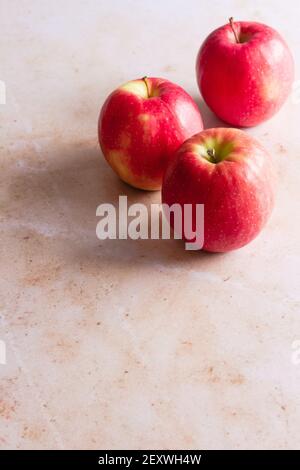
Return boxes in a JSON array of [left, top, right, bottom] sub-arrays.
[[9, 138, 221, 277], [192, 95, 232, 130]]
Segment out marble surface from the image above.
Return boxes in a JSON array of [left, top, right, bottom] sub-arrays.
[[0, 0, 300, 450]]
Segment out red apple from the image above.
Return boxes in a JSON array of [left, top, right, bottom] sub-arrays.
[[99, 77, 203, 190], [196, 19, 294, 127], [162, 128, 275, 252]]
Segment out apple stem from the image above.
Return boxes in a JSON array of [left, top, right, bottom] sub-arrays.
[[142, 76, 150, 98], [207, 148, 217, 163], [229, 17, 239, 43]]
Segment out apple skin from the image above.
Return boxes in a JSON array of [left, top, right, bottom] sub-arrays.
[[162, 128, 275, 252], [196, 21, 294, 127], [99, 77, 203, 190]]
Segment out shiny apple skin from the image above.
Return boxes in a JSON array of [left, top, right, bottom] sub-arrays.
[[196, 21, 294, 127], [162, 128, 275, 252], [99, 77, 204, 190]]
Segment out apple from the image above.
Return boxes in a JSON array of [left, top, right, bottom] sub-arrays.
[[98, 77, 203, 190], [196, 18, 294, 127], [162, 128, 275, 252]]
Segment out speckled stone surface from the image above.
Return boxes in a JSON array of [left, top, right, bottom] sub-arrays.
[[0, 0, 300, 449]]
